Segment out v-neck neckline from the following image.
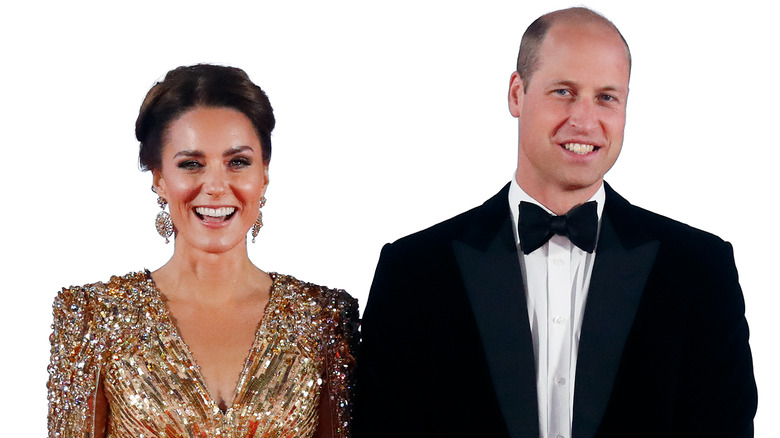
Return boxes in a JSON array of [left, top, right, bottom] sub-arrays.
[[142, 269, 279, 415]]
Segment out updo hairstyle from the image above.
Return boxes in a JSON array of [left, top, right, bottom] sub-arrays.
[[135, 64, 275, 171]]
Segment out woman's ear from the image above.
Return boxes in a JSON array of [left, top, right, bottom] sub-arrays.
[[261, 163, 270, 197], [152, 170, 167, 199]]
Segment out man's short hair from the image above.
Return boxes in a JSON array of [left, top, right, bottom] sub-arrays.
[[516, 7, 632, 91]]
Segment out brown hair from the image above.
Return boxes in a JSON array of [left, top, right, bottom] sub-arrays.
[[135, 64, 275, 171], [516, 7, 631, 91]]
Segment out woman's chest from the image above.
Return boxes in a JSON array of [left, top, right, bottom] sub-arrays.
[[101, 307, 327, 438]]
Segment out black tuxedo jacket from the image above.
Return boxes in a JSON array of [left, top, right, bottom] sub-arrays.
[[354, 183, 756, 438]]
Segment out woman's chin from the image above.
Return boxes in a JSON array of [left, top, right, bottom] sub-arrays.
[[175, 233, 249, 255]]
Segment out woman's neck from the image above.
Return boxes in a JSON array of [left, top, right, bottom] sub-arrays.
[[152, 241, 268, 306]]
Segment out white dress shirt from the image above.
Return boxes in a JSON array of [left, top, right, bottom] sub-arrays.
[[508, 177, 605, 438]]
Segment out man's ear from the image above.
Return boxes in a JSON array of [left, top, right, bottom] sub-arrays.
[[508, 71, 525, 118]]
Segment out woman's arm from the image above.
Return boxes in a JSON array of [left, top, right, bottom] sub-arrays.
[[314, 289, 359, 438], [48, 286, 108, 438]]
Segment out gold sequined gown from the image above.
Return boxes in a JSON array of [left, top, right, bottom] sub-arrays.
[[48, 271, 358, 438]]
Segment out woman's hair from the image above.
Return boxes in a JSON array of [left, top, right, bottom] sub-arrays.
[[135, 64, 275, 171]]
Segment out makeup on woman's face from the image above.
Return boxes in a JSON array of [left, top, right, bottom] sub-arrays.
[[153, 106, 268, 254]]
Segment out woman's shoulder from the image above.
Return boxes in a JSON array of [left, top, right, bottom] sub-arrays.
[[48, 271, 155, 430], [270, 272, 357, 310], [269, 273, 358, 367], [269, 273, 359, 336], [54, 270, 156, 319]]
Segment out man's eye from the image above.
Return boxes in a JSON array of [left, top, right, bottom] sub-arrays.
[[600, 94, 616, 102], [177, 160, 202, 170], [554, 89, 570, 96]]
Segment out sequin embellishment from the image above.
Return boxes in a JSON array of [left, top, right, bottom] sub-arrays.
[[48, 271, 358, 438]]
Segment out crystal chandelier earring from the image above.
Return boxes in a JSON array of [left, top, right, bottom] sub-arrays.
[[155, 197, 174, 243], [251, 196, 267, 243]]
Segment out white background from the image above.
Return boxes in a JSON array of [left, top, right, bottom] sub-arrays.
[[1, 0, 777, 434]]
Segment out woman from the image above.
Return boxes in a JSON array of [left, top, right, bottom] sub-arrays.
[[47, 64, 358, 438]]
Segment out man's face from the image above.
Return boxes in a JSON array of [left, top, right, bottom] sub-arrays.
[[509, 20, 630, 204]]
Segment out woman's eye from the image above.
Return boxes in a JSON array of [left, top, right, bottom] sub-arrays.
[[177, 160, 202, 170], [229, 157, 252, 168]]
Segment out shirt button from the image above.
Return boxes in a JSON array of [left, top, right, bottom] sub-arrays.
[[553, 258, 564, 266], [555, 377, 567, 385], [553, 316, 566, 324], [556, 435, 565, 438]]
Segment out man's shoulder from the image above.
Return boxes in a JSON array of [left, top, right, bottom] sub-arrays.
[[387, 203, 481, 256], [387, 184, 510, 254], [605, 184, 731, 254]]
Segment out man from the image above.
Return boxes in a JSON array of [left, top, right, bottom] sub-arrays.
[[354, 7, 757, 438]]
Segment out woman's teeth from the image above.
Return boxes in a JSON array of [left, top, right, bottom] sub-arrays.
[[195, 207, 236, 219], [564, 143, 595, 155]]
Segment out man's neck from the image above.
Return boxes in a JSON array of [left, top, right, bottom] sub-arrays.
[[515, 176, 603, 215]]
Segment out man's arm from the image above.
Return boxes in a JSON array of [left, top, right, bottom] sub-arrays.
[[680, 241, 757, 436], [353, 243, 431, 438]]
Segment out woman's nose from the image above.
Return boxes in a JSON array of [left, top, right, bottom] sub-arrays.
[[202, 167, 228, 197]]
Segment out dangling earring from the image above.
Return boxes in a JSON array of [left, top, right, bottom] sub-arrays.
[[155, 197, 174, 244], [251, 196, 267, 243]]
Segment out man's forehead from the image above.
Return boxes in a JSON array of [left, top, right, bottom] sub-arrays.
[[545, 19, 623, 46], [538, 22, 629, 70], [543, 19, 630, 64], [529, 37, 630, 94]]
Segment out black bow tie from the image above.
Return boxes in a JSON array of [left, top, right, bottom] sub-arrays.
[[518, 201, 598, 255]]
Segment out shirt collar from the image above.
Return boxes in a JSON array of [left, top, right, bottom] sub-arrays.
[[508, 174, 606, 246]]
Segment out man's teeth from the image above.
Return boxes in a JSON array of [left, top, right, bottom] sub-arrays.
[[195, 207, 236, 218], [564, 143, 595, 155]]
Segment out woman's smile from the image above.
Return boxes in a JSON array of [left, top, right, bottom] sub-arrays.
[[153, 106, 269, 253], [193, 205, 240, 228]]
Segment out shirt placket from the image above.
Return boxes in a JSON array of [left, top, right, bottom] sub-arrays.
[[547, 235, 572, 438]]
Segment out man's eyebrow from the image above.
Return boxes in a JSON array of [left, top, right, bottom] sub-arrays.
[[599, 85, 627, 93], [549, 80, 626, 92], [549, 79, 578, 88]]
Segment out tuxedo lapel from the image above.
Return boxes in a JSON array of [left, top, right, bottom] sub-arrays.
[[572, 185, 660, 438], [452, 185, 539, 438]]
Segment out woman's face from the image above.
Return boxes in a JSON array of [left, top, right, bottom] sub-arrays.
[[153, 106, 269, 254]]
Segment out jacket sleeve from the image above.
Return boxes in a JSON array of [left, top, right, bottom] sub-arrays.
[[47, 285, 106, 438], [352, 243, 433, 438], [680, 241, 757, 437]]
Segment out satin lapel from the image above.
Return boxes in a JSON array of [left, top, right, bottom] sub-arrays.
[[452, 186, 539, 438], [572, 189, 660, 438]]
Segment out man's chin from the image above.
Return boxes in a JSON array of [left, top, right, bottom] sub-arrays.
[[559, 177, 605, 194]]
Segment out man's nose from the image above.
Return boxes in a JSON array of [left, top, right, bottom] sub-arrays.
[[568, 98, 599, 132]]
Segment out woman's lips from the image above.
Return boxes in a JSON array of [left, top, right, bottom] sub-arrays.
[[194, 206, 237, 223]]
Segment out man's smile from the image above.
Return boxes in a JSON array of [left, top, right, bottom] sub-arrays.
[[563, 142, 598, 155]]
